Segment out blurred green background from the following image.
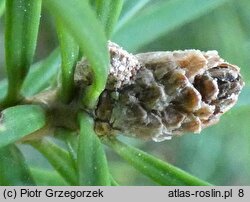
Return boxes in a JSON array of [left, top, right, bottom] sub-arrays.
[[0, 0, 250, 185]]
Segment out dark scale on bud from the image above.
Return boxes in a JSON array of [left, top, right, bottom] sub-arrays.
[[75, 42, 244, 142]]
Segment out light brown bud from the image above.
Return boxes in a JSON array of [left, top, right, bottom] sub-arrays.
[[75, 42, 244, 142]]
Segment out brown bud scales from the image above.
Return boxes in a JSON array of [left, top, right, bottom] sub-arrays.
[[75, 42, 244, 142]]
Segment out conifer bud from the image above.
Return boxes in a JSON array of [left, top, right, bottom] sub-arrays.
[[75, 42, 244, 142]]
